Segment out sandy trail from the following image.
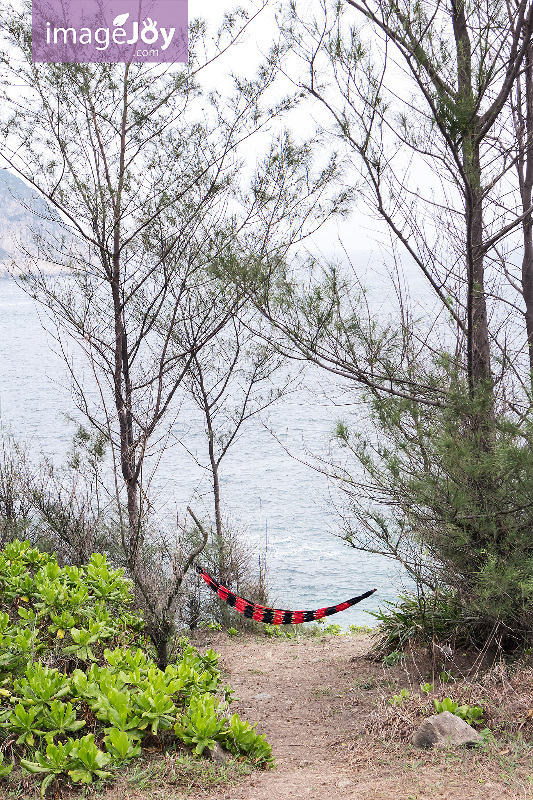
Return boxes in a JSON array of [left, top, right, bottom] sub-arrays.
[[181, 633, 525, 800]]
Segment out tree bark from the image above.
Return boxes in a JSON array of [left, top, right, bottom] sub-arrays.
[[519, 41, 533, 382], [110, 65, 141, 566], [452, 0, 492, 398]]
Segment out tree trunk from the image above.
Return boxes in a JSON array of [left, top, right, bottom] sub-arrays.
[[207, 426, 231, 626], [209, 436, 224, 571], [452, 0, 492, 400], [468, 175, 492, 392], [520, 41, 533, 383], [111, 64, 141, 566], [111, 254, 140, 563]]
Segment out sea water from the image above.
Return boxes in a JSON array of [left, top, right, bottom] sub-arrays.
[[0, 277, 412, 629]]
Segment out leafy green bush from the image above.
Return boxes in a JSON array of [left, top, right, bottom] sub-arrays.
[[433, 697, 484, 725], [349, 624, 373, 634], [323, 624, 343, 636], [174, 692, 229, 756], [0, 541, 139, 678], [0, 540, 272, 796], [223, 714, 273, 764], [263, 624, 289, 638], [0, 752, 13, 778]]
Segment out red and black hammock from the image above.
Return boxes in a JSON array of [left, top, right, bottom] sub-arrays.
[[194, 563, 376, 625]]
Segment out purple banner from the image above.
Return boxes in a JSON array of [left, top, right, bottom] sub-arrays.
[[32, 0, 188, 63]]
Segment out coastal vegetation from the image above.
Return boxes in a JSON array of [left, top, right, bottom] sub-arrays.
[[0, 539, 272, 797], [260, 0, 533, 655], [2, 3, 533, 799], [0, 0, 348, 661], [1, 0, 533, 717]]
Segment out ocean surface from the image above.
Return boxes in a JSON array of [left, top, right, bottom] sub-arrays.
[[0, 276, 415, 629]]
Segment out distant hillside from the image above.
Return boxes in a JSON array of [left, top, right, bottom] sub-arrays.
[[0, 170, 66, 275]]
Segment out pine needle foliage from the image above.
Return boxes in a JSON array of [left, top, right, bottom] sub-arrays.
[[337, 380, 533, 650]]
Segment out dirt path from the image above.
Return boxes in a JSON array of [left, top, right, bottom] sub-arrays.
[[182, 632, 532, 800], [102, 632, 533, 800], [208, 634, 371, 800]]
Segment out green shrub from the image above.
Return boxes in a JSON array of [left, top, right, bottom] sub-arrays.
[[369, 591, 470, 656], [349, 624, 373, 634], [323, 623, 342, 636], [174, 692, 229, 756], [223, 714, 273, 765], [381, 649, 404, 667], [388, 688, 410, 706], [263, 624, 290, 638], [338, 387, 533, 651], [0, 752, 13, 779], [433, 697, 484, 725], [0, 540, 272, 796]]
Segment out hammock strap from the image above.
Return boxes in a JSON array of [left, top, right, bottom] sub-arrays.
[[194, 563, 376, 625]]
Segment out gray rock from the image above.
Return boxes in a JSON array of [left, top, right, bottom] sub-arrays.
[[412, 711, 481, 749], [254, 692, 272, 700], [206, 741, 231, 764]]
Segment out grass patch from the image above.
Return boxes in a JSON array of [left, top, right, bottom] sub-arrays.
[[124, 751, 253, 794], [0, 750, 254, 799]]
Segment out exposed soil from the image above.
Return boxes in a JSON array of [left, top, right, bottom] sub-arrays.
[[182, 632, 533, 800], [103, 631, 533, 800]]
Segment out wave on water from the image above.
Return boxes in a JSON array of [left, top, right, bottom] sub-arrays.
[[0, 278, 410, 629]]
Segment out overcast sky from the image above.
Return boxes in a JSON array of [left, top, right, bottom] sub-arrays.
[[183, 0, 411, 297], [1, 0, 425, 298]]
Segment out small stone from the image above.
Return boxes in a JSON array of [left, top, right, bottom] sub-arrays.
[[206, 741, 231, 763], [254, 692, 272, 699], [336, 779, 353, 788], [412, 711, 481, 749]]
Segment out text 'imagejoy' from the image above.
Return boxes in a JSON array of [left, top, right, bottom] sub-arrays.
[[32, 0, 187, 63]]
